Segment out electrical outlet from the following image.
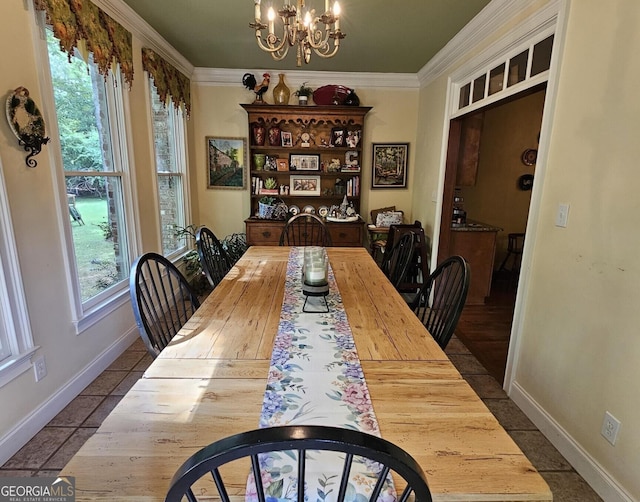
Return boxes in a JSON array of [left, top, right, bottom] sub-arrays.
[[33, 355, 47, 382], [601, 411, 621, 445]]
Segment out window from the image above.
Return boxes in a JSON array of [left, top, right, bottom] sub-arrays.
[[455, 32, 555, 114], [0, 157, 36, 387], [149, 83, 188, 256], [45, 29, 136, 323]]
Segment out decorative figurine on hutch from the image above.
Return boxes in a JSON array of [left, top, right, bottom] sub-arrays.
[[242, 72, 270, 104], [344, 89, 360, 106]]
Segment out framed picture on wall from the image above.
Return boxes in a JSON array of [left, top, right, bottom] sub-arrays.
[[371, 143, 409, 189], [206, 136, 247, 189]]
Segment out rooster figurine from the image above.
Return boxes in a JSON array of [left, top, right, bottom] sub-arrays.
[[242, 72, 270, 104]]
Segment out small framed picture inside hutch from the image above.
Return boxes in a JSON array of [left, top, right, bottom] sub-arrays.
[[276, 158, 289, 171], [206, 136, 247, 189], [290, 154, 320, 171], [290, 175, 321, 196], [281, 131, 293, 147]]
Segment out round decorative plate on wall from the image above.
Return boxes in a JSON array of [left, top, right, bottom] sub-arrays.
[[6, 86, 49, 167], [521, 148, 537, 166]]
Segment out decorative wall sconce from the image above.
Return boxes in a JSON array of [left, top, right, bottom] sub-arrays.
[[6, 87, 49, 167]]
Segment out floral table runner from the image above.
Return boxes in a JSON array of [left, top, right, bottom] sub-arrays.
[[248, 247, 395, 502]]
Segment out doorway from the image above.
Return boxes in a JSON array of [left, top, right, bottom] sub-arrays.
[[438, 86, 547, 382]]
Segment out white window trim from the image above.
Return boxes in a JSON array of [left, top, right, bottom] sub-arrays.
[[30, 8, 141, 334], [0, 156, 38, 388], [450, 25, 556, 119]]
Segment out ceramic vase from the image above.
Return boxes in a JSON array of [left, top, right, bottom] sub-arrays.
[[253, 153, 266, 170], [252, 124, 265, 146], [268, 126, 281, 146], [272, 74, 291, 105]]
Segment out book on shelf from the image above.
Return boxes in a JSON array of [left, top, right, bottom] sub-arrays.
[[346, 176, 360, 196]]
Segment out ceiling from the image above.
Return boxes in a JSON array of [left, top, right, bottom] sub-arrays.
[[120, 0, 491, 73]]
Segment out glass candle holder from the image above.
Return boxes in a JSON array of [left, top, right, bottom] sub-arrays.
[[303, 247, 328, 286]]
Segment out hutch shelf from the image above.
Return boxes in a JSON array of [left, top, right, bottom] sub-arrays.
[[242, 104, 371, 247]]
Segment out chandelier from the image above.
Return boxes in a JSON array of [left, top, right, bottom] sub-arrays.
[[250, 0, 345, 67]]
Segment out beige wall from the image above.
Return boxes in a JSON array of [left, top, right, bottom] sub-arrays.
[[414, 1, 640, 498], [516, 1, 640, 496], [190, 85, 420, 235], [0, 0, 159, 453]]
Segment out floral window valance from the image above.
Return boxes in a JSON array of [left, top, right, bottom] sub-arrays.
[[33, 0, 134, 88], [142, 48, 191, 118]]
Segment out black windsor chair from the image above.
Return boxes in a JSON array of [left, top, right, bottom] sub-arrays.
[[129, 252, 201, 358], [279, 213, 333, 246], [165, 425, 432, 502], [413, 255, 470, 350], [196, 226, 232, 289], [381, 231, 417, 290]]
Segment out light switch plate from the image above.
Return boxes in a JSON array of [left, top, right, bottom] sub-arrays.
[[555, 203, 569, 227]]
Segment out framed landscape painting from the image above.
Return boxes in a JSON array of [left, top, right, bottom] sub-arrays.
[[207, 136, 247, 189], [371, 143, 409, 189]]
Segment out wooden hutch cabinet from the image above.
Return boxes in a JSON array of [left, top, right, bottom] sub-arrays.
[[242, 104, 371, 247]]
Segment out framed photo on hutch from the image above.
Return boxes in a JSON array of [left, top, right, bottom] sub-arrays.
[[330, 127, 346, 147], [371, 143, 409, 189], [290, 175, 321, 196], [290, 154, 320, 171], [281, 131, 293, 147], [206, 136, 247, 189], [276, 158, 289, 171]]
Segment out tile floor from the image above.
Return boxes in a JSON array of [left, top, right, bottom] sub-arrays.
[[1, 335, 602, 501]]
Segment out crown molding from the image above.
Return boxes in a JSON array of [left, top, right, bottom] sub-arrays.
[[418, 0, 559, 87], [91, 0, 194, 77], [192, 68, 420, 89]]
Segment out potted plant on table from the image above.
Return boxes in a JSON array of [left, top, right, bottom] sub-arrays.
[[295, 82, 313, 105]]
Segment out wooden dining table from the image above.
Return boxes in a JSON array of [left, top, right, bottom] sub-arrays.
[[61, 246, 551, 501]]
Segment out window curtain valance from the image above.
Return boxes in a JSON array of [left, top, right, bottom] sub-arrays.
[[33, 0, 134, 88], [142, 48, 191, 117]]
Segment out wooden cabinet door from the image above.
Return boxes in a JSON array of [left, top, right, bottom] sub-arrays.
[[450, 230, 497, 304], [456, 112, 484, 186]]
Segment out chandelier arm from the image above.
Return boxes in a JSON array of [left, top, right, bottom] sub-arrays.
[[254, 30, 289, 54], [305, 27, 332, 50], [312, 43, 341, 59], [270, 46, 290, 61]]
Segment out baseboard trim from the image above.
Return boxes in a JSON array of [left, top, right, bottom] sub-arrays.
[[509, 381, 635, 502], [0, 327, 138, 466]]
